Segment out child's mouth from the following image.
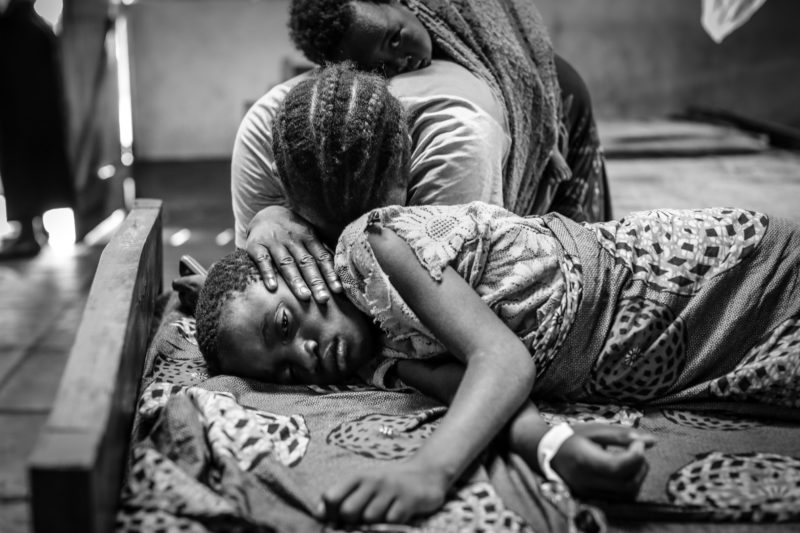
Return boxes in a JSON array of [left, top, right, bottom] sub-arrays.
[[335, 337, 349, 374], [322, 336, 349, 376]]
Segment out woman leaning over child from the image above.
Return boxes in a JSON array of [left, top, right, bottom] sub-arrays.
[[196, 64, 800, 525]]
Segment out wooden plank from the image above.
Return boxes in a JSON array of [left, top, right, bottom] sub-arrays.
[[28, 199, 163, 533], [599, 119, 769, 159], [606, 150, 800, 222]]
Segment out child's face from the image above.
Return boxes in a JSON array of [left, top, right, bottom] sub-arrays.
[[217, 275, 377, 385], [336, 0, 432, 77]]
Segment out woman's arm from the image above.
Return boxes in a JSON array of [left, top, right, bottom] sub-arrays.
[[321, 225, 536, 524]]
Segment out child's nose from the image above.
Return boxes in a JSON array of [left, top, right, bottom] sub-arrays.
[[298, 340, 320, 373]]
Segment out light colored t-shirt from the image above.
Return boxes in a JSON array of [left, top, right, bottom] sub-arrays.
[[231, 60, 511, 248]]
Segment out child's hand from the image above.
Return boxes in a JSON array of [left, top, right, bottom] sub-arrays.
[[318, 460, 449, 525], [551, 423, 655, 500]]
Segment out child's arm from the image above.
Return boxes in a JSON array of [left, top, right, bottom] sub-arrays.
[[321, 225, 537, 525], [397, 359, 654, 500]]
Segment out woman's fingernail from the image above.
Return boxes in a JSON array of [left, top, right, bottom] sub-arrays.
[[316, 502, 325, 517]]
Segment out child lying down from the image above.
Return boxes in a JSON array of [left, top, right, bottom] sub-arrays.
[[194, 64, 800, 526]]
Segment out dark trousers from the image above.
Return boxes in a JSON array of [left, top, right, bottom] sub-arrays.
[[0, 0, 74, 223], [553, 54, 612, 222]]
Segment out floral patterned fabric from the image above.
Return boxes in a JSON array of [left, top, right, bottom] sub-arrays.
[[335, 202, 582, 387], [337, 203, 800, 409], [555, 208, 800, 407]]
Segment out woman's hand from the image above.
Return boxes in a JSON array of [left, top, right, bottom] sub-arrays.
[[319, 460, 448, 525], [245, 205, 341, 303], [551, 423, 655, 500]]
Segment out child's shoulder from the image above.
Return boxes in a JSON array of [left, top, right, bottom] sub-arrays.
[[337, 202, 515, 247]]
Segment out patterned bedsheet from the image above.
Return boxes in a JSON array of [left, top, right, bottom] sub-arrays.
[[115, 295, 800, 532]]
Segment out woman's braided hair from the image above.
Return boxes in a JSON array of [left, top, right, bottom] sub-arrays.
[[289, 0, 392, 65], [273, 61, 410, 231], [195, 249, 260, 374]]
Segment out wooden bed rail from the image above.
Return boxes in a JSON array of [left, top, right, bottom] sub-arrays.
[[28, 199, 163, 533]]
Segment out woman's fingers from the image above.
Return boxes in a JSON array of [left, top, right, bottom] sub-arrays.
[[285, 241, 327, 302], [244, 205, 338, 302], [306, 239, 342, 294], [247, 243, 278, 291]]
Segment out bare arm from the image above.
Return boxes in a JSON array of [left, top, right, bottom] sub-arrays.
[[322, 225, 535, 524], [396, 359, 654, 499]]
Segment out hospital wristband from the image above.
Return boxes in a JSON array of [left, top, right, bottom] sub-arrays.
[[536, 422, 574, 485]]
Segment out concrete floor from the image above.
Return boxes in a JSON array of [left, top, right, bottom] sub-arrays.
[[1, 129, 799, 532]]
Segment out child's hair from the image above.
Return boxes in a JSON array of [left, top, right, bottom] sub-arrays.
[[273, 61, 410, 230], [195, 249, 260, 374], [289, 0, 392, 65]]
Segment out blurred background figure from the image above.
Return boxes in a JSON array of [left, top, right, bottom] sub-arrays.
[[0, 0, 74, 259], [702, 0, 769, 43]]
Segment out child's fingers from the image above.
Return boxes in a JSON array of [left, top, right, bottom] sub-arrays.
[[335, 482, 382, 524], [628, 439, 646, 455], [573, 423, 657, 448], [386, 498, 412, 525], [572, 437, 649, 497], [321, 478, 362, 522], [361, 492, 397, 524]]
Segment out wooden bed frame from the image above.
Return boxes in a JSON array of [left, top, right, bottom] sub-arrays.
[[23, 199, 799, 533], [28, 199, 164, 533]]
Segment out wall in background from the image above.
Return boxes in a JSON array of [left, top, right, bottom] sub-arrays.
[[128, 0, 306, 160], [538, 0, 800, 123], [128, 0, 800, 160]]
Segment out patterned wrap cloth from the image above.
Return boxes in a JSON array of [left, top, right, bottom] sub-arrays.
[[539, 210, 800, 409], [336, 202, 581, 388], [336, 202, 800, 411]]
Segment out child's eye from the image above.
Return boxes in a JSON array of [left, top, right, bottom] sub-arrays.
[[280, 309, 290, 339], [389, 29, 402, 48]]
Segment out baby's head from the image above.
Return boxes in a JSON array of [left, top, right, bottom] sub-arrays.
[[195, 249, 376, 384], [289, 0, 432, 76], [273, 62, 410, 240]]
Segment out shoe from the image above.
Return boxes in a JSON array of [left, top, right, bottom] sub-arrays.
[[0, 234, 42, 260]]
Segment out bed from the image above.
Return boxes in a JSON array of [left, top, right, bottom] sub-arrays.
[[27, 200, 800, 533]]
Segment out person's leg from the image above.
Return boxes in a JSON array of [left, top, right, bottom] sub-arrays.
[[552, 54, 612, 223], [0, 1, 73, 259]]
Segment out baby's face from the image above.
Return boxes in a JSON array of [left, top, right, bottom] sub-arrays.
[[217, 275, 377, 385], [337, 0, 432, 77]]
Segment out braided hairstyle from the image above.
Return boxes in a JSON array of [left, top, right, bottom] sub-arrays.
[[195, 249, 261, 374], [273, 61, 410, 232], [289, 0, 392, 65]]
